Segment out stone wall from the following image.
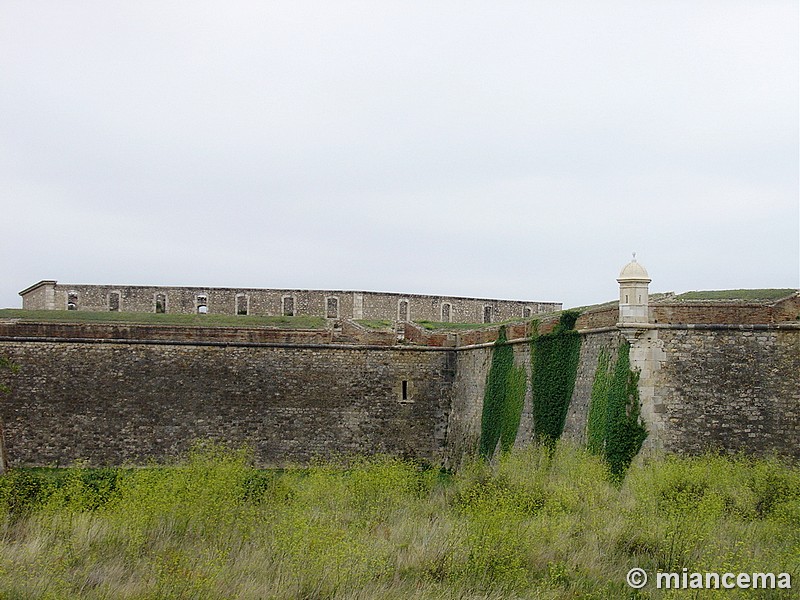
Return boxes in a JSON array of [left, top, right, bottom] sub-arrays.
[[561, 329, 621, 446], [0, 315, 797, 468], [444, 323, 799, 464], [0, 338, 454, 467], [646, 325, 799, 457]]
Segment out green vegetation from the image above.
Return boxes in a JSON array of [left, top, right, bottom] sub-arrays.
[[587, 342, 648, 481], [0, 443, 797, 599], [586, 348, 612, 456], [354, 319, 393, 329], [0, 309, 327, 329], [478, 327, 527, 458], [673, 289, 796, 301], [531, 311, 582, 447], [416, 319, 524, 331]]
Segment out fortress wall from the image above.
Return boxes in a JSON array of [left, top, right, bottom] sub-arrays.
[[446, 343, 492, 465], [444, 325, 798, 463], [652, 303, 776, 325], [576, 306, 618, 330], [561, 329, 622, 446], [0, 339, 454, 467], [773, 295, 800, 321], [1, 322, 796, 468], [649, 326, 800, 458]]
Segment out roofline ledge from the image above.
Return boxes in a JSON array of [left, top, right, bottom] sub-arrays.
[[19, 280, 57, 297]]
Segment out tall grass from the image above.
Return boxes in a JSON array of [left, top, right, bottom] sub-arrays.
[[0, 443, 797, 599]]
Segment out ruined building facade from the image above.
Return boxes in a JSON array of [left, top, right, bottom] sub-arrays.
[[19, 280, 561, 324]]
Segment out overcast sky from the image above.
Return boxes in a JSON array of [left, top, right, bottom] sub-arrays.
[[1, 2, 797, 310]]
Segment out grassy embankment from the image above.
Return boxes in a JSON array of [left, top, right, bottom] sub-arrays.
[[0, 443, 797, 599]]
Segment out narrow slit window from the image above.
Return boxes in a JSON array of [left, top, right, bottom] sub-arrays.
[[483, 305, 492, 324], [401, 380, 408, 401]]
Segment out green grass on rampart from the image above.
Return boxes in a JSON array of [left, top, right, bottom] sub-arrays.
[[0, 309, 327, 329], [416, 319, 525, 331], [0, 443, 797, 599], [672, 289, 797, 301]]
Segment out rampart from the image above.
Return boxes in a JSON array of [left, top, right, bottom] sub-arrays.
[[0, 289, 797, 467]]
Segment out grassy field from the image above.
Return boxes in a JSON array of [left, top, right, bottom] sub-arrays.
[[0, 309, 327, 329], [0, 444, 797, 599]]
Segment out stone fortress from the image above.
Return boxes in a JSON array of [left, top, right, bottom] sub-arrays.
[[0, 259, 798, 469]]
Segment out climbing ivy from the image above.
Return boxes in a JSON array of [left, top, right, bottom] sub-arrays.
[[530, 311, 582, 448], [479, 327, 527, 459], [586, 341, 648, 480], [586, 349, 611, 455], [499, 365, 527, 453]]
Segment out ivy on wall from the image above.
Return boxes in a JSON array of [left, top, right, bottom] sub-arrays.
[[530, 311, 582, 448], [587, 341, 648, 480], [586, 349, 611, 455], [479, 327, 528, 458]]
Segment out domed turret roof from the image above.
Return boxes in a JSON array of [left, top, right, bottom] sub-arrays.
[[618, 255, 650, 281]]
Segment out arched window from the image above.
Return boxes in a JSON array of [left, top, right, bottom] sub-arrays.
[[398, 299, 409, 322], [155, 293, 167, 313], [326, 296, 339, 319], [236, 294, 248, 316], [197, 294, 208, 314], [441, 302, 452, 322], [483, 305, 492, 324], [67, 292, 78, 311], [108, 292, 120, 312], [282, 296, 295, 317]]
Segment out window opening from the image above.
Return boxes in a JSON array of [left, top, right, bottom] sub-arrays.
[[155, 293, 166, 313], [108, 292, 120, 312], [523, 306, 532, 318], [441, 302, 451, 322], [483, 305, 492, 324], [197, 295, 208, 314], [398, 300, 409, 322], [326, 296, 339, 319], [236, 294, 248, 316], [283, 296, 295, 317], [401, 380, 409, 402], [67, 292, 78, 311]]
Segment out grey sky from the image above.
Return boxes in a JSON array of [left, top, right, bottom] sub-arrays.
[[2, 2, 798, 310]]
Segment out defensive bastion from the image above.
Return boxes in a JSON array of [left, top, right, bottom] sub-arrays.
[[0, 263, 798, 469]]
